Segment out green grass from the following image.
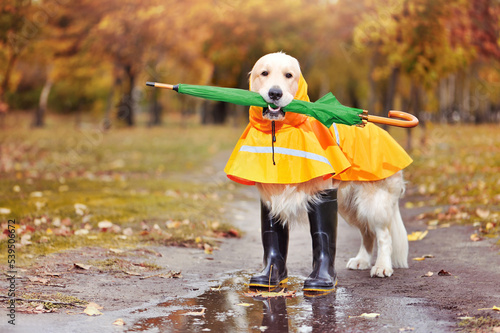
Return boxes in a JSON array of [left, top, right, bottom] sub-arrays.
[[0, 113, 243, 265], [19, 292, 88, 309], [457, 316, 500, 332], [396, 124, 500, 241]]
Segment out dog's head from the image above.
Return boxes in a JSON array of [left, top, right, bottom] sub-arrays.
[[250, 52, 301, 121]]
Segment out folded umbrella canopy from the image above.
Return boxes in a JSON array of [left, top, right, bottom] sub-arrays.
[[146, 82, 418, 128]]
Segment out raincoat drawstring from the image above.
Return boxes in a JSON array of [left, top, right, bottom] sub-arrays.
[[272, 120, 276, 165]]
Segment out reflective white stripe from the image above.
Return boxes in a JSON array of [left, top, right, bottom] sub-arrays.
[[332, 123, 340, 146], [239, 145, 333, 168]]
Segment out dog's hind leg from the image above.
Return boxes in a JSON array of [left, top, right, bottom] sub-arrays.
[[389, 197, 409, 269], [341, 180, 397, 277], [338, 182, 374, 271], [346, 227, 374, 270], [370, 225, 393, 277], [365, 181, 400, 277]]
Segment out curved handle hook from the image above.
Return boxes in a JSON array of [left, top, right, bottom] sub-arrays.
[[365, 110, 419, 128]]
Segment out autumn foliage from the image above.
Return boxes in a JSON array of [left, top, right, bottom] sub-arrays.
[[0, 0, 499, 126]]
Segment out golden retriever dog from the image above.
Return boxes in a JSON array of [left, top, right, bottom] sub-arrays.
[[237, 52, 409, 291]]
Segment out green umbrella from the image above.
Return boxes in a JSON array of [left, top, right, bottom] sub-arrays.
[[146, 82, 418, 128]]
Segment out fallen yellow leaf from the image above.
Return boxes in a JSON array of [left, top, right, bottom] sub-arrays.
[[83, 302, 103, 316], [349, 313, 380, 319], [413, 254, 435, 261], [113, 318, 125, 326], [244, 289, 296, 299], [470, 234, 482, 242], [98, 220, 113, 229], [74, 263, 91, 270], [360, 313, 380, 318], [427, 219, 439, 226], [166, 221, 181, 229], [237, 303, 253, 307], [184, 308, 206, 316], [204, 243, 213, 255], [476, 208, 490, 219], [407, 230, 428, 241], [74, 203, 88, 215], [0, 207, 11, 214]]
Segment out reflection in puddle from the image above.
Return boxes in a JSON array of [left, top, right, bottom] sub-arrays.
[[125, 271, 430, 332]]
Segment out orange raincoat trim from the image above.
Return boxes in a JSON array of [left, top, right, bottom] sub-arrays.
[[224, 76, 412, 185]]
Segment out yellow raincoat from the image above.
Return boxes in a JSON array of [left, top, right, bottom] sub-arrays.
[[224, 76, 412, 185]]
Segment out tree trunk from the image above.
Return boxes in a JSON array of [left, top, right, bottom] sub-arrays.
[[148, 87, 162, 126], [117, 65, 135, 126], [462, 68, 471, 121], [201, 101, 227, 125], [367, 55, 377, 115], [385, 67, 400, 111], [32, 77, 53, 128], [408, 81, 426, 151], [383, 66, 400, 131], [448, 74, 456, 122], [1, 53, 18, 100], [103, 75, 120, 130]]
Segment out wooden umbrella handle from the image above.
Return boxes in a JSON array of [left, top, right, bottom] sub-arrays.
[[146, 82, 175, 90], [362, 110, 419, 128]]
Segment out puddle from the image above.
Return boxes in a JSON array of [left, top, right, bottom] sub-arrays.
[[124, 271, 449, 333]]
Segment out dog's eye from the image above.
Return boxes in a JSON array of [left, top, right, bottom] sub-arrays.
[[261, 71, 269, 77], [285, 73, 293, 79]]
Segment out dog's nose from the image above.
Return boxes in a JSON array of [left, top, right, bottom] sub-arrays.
[[268, 86, 283, 101]]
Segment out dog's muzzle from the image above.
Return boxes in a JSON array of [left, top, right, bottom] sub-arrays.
[[263, 105, 286, 120]]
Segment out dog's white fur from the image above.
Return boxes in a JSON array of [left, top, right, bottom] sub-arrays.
[[250, 52, 409, 277]]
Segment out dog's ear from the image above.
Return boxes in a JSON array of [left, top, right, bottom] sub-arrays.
[[248, 71, 254, 90], [294, 58, 301, 72]]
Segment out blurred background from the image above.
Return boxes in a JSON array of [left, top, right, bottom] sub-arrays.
[[1, 0, 499, 129]]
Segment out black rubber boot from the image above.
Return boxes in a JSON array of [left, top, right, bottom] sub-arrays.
[[303, 189, 338, 293], [249, 202, 289, 288]]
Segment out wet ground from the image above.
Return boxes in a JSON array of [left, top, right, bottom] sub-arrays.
[[2, 173, 500, 332], [122, 273, 448, 333]]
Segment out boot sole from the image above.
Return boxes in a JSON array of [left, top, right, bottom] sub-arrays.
[[248, 277, 288, 288], [303, 278, 338, 292]]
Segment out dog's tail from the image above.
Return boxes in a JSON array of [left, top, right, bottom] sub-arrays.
[[390, 205, 409, 268]]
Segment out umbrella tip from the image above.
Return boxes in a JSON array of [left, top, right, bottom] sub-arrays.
[[146, 82, 155, 87]]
